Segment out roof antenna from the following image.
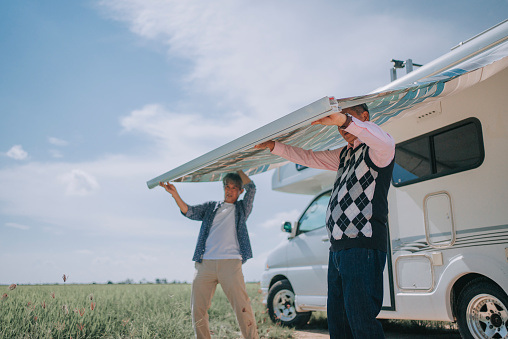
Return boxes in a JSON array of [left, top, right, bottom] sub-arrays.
[[390, 59, 422, 82]]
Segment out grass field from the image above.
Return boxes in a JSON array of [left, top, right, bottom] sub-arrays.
[[0, 282, 461, 338], [0, 283, 294, 339]]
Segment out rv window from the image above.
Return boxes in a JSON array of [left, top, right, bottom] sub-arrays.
[[433, 123, 482, 173], [392, 118, 484, 187], [298, 191, 331, 233], [393, 137, 432, 183]]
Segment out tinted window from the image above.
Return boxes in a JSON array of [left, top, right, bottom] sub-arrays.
[[433, 123, 482, 173], [393, 118, 484, 186], [393, 137, 432, 184], [298, 191, 331, 233]]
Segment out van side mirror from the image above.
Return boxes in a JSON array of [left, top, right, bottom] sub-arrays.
[[281, 221, 292, 233]]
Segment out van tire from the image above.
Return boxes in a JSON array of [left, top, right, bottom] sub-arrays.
[[267, 279, 312, 327], [456, 278, 508, 339]]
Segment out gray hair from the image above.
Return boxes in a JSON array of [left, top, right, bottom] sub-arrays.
[[222, 173, 243, 189]]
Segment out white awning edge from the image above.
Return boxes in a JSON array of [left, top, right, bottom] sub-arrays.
[[146, 21, 508, 187]]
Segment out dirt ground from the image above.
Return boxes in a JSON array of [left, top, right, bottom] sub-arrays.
[[290, 311, 462, 338], [293, 329, 329, 338]]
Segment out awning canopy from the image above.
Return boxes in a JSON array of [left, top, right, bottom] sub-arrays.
[[147, 24, 508, 188]]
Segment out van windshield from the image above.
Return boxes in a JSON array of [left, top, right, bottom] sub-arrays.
[[298, 191, 331, 233]]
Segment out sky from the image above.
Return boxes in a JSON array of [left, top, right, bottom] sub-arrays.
[[1, 0, 507, 285]]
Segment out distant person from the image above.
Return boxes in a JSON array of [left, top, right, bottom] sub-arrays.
[[159, 170, 258, 339], [256, 104, 395, 339]]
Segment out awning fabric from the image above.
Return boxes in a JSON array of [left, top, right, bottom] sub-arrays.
[[147, 40, 508, 187]]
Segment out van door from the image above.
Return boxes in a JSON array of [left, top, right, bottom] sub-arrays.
[[286, 191, 331, 309]]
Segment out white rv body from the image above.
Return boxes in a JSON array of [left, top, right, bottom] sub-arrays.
[[261, 21, 508, 337], [382, 61, 508, 321]]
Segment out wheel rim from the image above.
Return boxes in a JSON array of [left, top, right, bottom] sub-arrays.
[[272, 288, 297, 322], [466, 293, 508, 339]]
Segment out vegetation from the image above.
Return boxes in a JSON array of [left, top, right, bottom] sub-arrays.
[[0, 282, 460, 338], [0, 283, 293, 339]]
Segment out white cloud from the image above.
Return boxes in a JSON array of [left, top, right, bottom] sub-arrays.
[[48, 137, 68, 147], [60, 169, 100, 196], [0, 154, 204, 237], [75, 249, 93, 255], [120, 104, 256, 160], [42, 226, 63, 236], [5, 222, 30, 230], [49, 149, 64, 158], [99, 0, 456, 127], [6, 145, 28, 160]]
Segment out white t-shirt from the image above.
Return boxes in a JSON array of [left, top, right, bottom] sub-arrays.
[[203, 202, 242, 260]]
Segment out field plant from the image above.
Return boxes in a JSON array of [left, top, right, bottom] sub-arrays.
[[0, 282, 294, 339], [380, 318, 459, 334]]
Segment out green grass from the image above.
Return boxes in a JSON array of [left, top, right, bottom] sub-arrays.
[[380, 318, 459, 334], [1, 283, 460, 338], [0, 283, 294, 339]]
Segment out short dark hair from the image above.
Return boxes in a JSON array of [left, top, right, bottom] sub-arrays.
[[223, 173, 243, 189], [349, 103, 369, 115]]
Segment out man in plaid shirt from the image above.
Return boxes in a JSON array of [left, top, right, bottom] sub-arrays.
[[160, 170, 258, 339]]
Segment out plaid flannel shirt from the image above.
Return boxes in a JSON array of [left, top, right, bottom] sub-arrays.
[[184, 181, 256, 264]]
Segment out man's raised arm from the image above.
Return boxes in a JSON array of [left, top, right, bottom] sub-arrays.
[[159, 182, 189, 214], [237, 170, 252, 185]]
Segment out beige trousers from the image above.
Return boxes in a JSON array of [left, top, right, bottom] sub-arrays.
[[191, 259, 259, 339]]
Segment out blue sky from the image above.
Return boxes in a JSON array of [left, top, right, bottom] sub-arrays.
[[1, 0, 507, 284]]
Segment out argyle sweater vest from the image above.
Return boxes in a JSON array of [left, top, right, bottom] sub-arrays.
[[326, 143, 394, 253]]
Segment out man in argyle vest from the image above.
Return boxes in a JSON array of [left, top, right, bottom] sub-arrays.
[[256, 103, 395, 339]]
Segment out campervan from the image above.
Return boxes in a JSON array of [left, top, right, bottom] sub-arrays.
[[147, 20, 508, 339], [260, 21, 508, 339]]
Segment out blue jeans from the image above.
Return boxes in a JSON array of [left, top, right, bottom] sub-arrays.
[[327, 248, 386, 339]]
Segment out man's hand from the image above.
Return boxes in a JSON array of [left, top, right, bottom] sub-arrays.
[[159, 181, 178, 196], [311, 113, 347, 127], [254, 140, 275, 152], [159, 181, 188, 214]]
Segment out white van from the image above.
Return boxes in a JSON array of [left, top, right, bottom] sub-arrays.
[[260, 22, 508, 339]]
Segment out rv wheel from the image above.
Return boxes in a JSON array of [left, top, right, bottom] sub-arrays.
[[267, 279, 311, 327], [457, 279, 508, 339]]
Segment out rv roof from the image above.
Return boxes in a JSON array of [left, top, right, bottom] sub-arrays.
[[147, 20, 508, 187], [374, 19, 508, 93]]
